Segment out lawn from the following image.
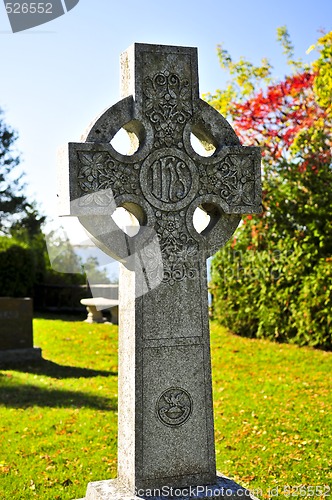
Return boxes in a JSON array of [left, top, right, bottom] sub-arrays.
[[0, 317, 331, 499]]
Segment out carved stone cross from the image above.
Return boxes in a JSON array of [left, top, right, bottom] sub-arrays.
[[59, 44, 261, 499]]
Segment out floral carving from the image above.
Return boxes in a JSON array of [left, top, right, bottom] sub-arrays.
[[106, 165, 140, 195], [198, 154, 256, 207], [199, 164, 224, 194], [77, 151, 141, 206], [143, 71, 192, 148], [77, 152, 113, 192], [233, 155, 257, 205], [157, 213, 181, 238], [75, 149, 257, 283], [154, 211, 199, 285]]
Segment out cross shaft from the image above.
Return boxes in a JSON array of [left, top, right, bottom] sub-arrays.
[[59, 43, 261, 493]]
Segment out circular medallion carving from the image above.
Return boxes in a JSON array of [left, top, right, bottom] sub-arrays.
[[140, 148, 198, 210], [156, 387, 193, 427]]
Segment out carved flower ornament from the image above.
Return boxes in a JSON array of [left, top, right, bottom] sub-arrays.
[[156, 212, 181, 238], [77, 152, 141, 200], [77, 152, 112, 192], [143, 71, 192, 147]]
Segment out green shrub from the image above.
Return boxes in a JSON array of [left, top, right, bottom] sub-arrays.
[[0, 236, 35, 297], [210, 238, 332, 349], [208, 31, 332, 350], [290, 258, 332, 349]]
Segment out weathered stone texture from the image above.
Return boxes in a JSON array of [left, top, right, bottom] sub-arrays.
[[59, 43, 261, 499]]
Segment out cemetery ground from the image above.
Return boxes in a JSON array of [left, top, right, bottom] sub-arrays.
[[0, 317, 331, 500]]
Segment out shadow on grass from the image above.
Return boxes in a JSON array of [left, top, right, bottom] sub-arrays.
[[1, 359, 117, 379], [0, 382, 117, 410]]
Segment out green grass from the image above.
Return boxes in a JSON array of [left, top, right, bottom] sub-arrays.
[[210, 323, 332, 498], [0, 317, 331, 499]]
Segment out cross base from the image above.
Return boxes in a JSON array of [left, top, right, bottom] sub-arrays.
[[76, 472, 259, 500]]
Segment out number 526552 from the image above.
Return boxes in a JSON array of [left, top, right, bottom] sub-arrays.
[[5, 3, 53, 14]]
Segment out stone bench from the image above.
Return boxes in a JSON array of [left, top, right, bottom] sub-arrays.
[[80, 297, 119, 324]]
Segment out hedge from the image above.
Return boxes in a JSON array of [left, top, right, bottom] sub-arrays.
[[210, 241, 332, 350], [0, 237, 36, 297]]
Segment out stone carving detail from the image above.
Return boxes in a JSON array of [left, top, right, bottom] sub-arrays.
[[140, 148, 197, 211], [75, 150, 257, 285], [156, 388, 193, 427], [148, 155, 192, 204], [140, 210, 198, 286], [143, 71, 192, 148], [62, 45, 263, 495], [76, 150, 199, 286], [198, 154, 257, 207], [76, 151, 141, 206], [156, 211, 198, 285]]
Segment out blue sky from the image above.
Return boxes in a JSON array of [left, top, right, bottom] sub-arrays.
[[0, 0, 331, 242]]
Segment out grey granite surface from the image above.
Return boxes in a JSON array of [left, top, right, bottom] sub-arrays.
[[77, 472, 259, 500], [59, 43, 262, 496]]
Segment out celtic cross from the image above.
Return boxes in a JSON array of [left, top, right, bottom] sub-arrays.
[[59, 44, 261, 498]]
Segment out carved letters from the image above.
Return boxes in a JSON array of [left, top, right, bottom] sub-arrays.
[[140, 148, 198, 212], [72, 70, 260, 285], [150, 156, 189, 203]]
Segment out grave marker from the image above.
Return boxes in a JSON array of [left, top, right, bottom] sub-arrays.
[[59, 43, 261, 499], [0, 297, 42, 364]]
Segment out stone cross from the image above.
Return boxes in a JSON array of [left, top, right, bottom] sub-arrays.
[[59, 43, 261, 499]]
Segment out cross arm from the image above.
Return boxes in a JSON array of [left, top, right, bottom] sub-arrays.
[[197, 145, 262, 215], [58, 140, 146, 265], [186, 145, 262, 259]]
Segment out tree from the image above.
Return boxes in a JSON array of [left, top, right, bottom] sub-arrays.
[[207, 29, 332, 348], [0, 111, 52, 296], [10, 204, 48, 285], [0, 236, 36, 297], [0, 109, 29, 234]]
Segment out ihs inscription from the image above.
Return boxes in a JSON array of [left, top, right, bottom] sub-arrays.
[[148, 155, 191, 203], [140, 148, 198, 211], [62, 43, 262, 495]]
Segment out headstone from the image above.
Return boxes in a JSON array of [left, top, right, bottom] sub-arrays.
[[59, 43, 261, 499], [0, 297, 42, 364]]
